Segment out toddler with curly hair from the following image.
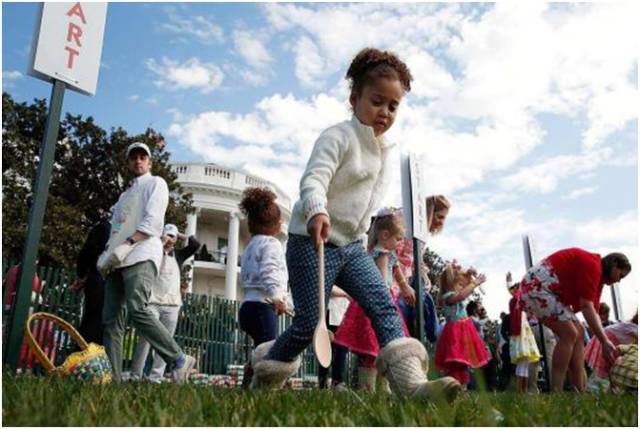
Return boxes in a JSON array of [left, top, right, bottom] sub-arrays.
[[237, 187, 290, 388]]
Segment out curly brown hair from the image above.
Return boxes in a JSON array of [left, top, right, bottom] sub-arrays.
[[239, 187, 281, 236], [346, 47, 413, 97]]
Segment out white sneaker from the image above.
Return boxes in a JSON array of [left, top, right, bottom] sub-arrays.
[[172, 355, 196, 384], [332, 381, 348, 391]]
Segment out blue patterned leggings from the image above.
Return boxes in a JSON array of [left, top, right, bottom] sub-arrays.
[[268, 234, 405, 362]]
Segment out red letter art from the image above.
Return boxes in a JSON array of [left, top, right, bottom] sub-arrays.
[[66, 2, 87, 25], [64, 46, 80, 69], [66, 22, 83, 47]]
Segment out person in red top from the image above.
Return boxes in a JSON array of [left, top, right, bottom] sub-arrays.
[[2, 262, 55, 370], [4, 263, 42, 308], [518, 248, 631, 392]]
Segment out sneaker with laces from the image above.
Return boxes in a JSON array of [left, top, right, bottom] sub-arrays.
[[172, 354, 196, 383]]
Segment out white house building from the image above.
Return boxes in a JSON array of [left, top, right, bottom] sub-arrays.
[[170, 162, 292, 300]]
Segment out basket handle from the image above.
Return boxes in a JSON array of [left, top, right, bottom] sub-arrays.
[[24, 312, 89, 373]]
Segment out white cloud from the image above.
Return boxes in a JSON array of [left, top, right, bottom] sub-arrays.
[[233, 30, 273, 70], [230, 30, 275, 86], [499, 148, 612, 194], [166, 108, 187, 122], [265, 3, 466, 89], [167, 92, 348, 198], [260, 2, 636, 196], [3, 70, 23, 80], [385, 106, 545, 196], [402, 48, 456, 99], [563, 186, 597, 200], [146, 57, 224, 93], [573, 211, 637, 248], [3, 70, 23, 87], [128, 95, 140, 102], [161, 13, 224, 44], [293, 36, 326, 89], [239, 69, 268, 87], [543, 2, 639, 149], [582, 83, 639, 150]]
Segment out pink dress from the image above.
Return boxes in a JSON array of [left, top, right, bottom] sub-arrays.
[[333, 248, 409, 358], [435, 291, 490, 371], [585, 322, 637, 379]]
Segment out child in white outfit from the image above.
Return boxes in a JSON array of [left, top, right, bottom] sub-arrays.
[[238, 187, 290, 388]]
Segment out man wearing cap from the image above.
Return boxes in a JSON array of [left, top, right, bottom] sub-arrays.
[[99, 142, 195, 382], [130, 224, 201, 383]]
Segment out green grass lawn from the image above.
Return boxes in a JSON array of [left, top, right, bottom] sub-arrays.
[[2, 372, 637, 426]]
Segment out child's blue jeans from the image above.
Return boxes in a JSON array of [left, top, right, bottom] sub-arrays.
[[267, 234, 405, 362], [239, 301, 278, 346]]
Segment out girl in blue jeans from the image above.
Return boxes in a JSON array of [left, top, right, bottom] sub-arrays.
[[249, 48, 460, 401]]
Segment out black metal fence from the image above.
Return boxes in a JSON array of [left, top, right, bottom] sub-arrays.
[[2, 257, 339, 381]]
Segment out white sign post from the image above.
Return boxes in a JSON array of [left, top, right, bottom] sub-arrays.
[[401, 152, 428, 342], [611, 283, 624, 321], [29, 2, 107, 95], [401, 152, 429, 242], [522, 235, 551, 392], [7, 2, 108, 371]]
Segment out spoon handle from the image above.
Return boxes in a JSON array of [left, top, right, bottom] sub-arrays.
[[318, 241, 325, 318]]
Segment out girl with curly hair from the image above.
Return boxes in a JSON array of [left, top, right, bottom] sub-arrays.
[[237, 187, 290, 388], [249, 47, 460, 401]]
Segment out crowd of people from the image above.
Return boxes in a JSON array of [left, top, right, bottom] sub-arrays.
[[8, 47, 636, 400]]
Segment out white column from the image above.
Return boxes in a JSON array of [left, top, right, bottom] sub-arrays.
[[185, 208, 200, 293], [224, 210, 241, 300], [185, 209, 199, 237]]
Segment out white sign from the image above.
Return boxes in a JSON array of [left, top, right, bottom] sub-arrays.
[[29, 2, 107, 96], [401, 152, 429, 243]]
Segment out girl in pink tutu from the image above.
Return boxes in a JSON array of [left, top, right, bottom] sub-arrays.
[[435, 264, 491, 386], [585, 311, 637, 383], [334, 208, 415, 391]]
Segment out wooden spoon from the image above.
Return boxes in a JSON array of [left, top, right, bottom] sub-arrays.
[[313, 241, 332, 368]]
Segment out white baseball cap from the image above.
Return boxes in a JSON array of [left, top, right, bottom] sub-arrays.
[[126, 142, 151, 158], [163, 224, 178, 238]]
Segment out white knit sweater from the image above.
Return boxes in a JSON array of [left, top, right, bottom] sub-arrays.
[[288, 115, 395, 246], [240, 235, 288, 303]]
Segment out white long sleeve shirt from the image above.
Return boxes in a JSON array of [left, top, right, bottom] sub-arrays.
[[288, 115, 395, 246], [149, 252, 182, 306], [240, 235, 288, 303], [110, 172, 168, 273]]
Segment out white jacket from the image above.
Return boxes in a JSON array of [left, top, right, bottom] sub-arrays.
[[288, 115, 395, 246], [103, 172, 168, 273], [240, 235, 288, 303]]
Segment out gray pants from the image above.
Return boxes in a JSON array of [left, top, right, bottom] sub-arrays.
[[102, 261, 182, 381], [130, 304, 181, 382]]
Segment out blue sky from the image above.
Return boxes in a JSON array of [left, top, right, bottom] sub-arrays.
[[2, 2, 638, 319]]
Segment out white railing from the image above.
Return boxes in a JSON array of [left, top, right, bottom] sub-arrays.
[[204, 166, 231, 180], [245, 175, 268, 188], [171, 162, 291, 209]]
